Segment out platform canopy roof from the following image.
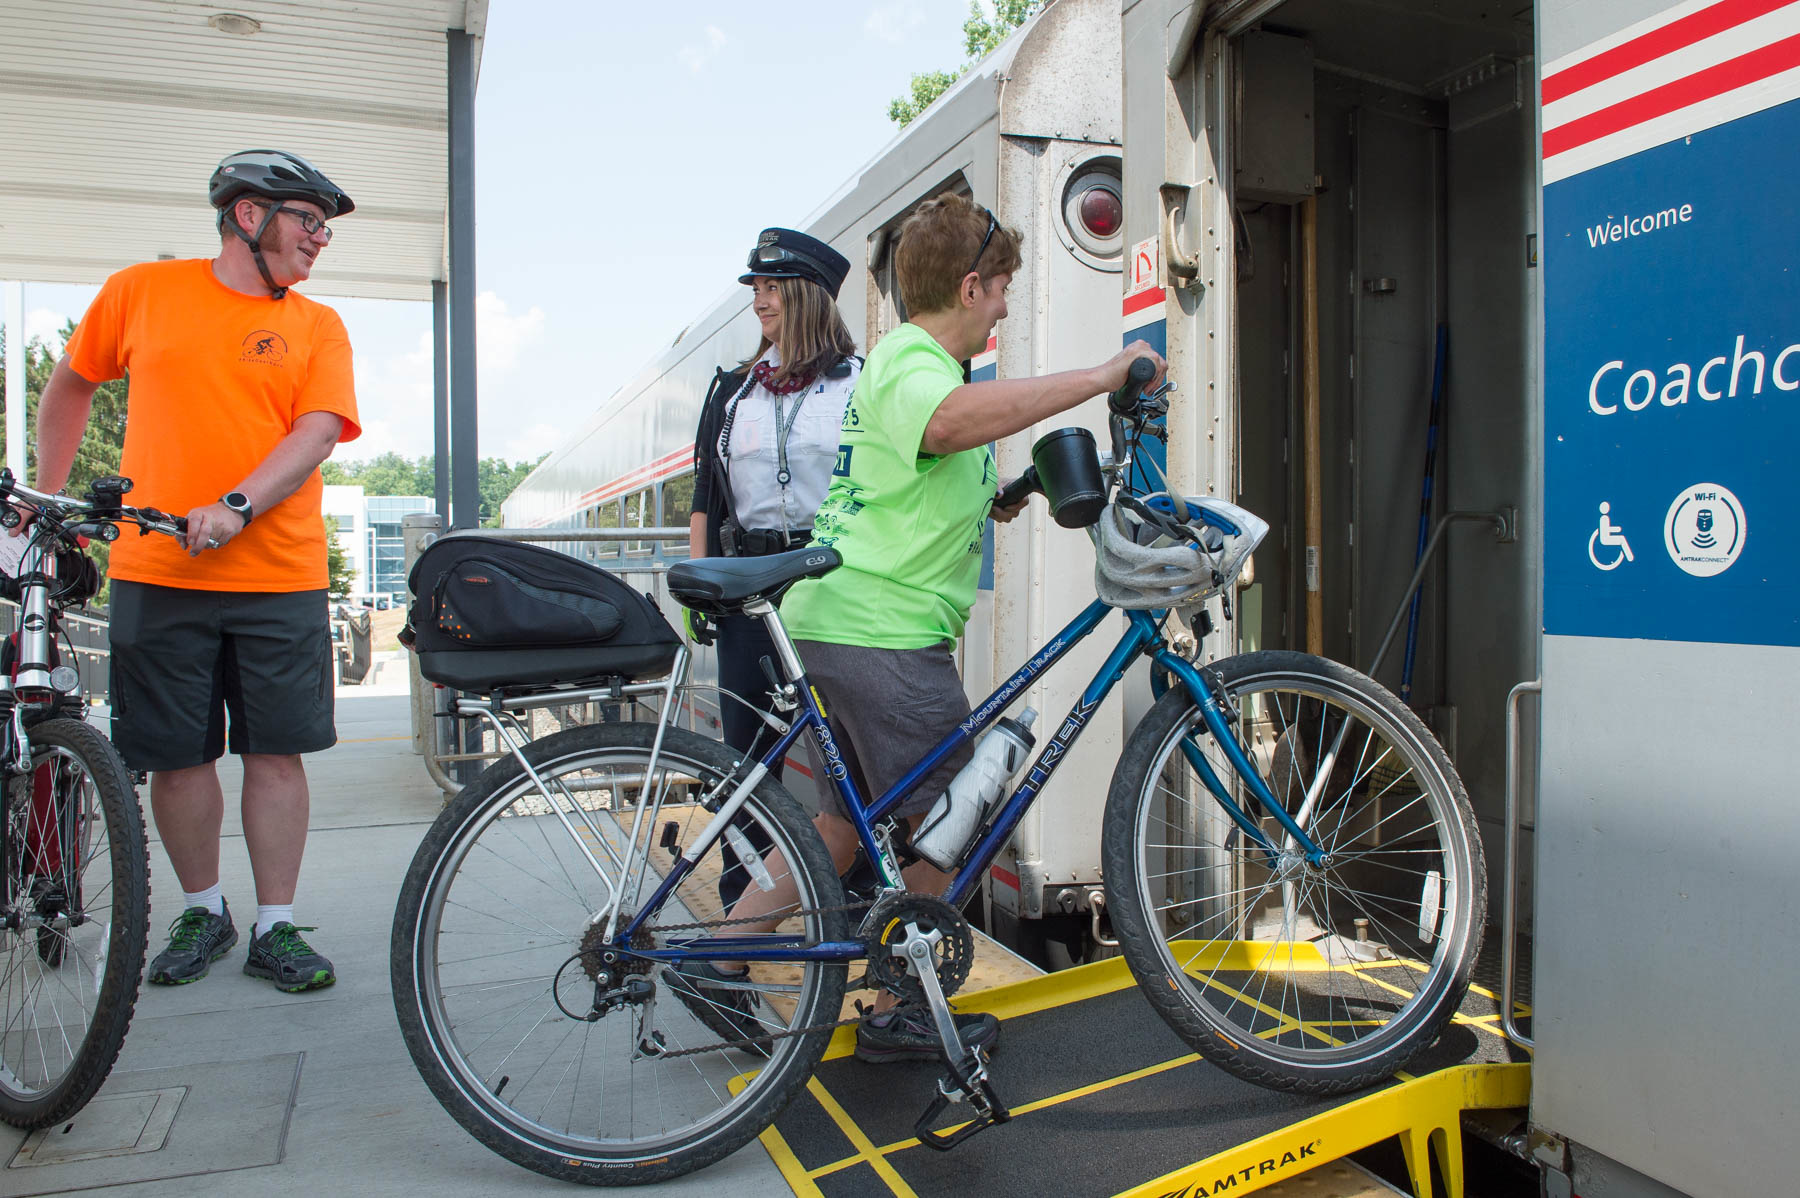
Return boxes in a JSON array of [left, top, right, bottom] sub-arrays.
[[0, 0, 488, 301]]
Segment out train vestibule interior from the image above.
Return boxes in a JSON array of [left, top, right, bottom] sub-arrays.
[[1225, 0, 1539, 916]]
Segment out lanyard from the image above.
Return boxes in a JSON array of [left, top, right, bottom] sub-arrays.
[[771, 389, 806, 487]]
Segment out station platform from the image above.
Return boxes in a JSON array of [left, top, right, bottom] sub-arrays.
[[2, 667, 1531, 1197]]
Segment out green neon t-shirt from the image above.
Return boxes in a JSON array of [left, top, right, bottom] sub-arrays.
[[781, 323, 996, 649]]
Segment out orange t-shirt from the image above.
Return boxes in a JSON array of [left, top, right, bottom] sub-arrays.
[[64, 259, 362, 592]]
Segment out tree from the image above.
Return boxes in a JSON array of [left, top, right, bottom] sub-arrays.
[[323, 451, 547, 527], [888, 1, 1046, 126], [323, 514, 353, 598], [0, 321, 128, 597]]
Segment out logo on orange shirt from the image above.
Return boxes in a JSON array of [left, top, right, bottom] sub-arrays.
[[241, 330, 290, 365]]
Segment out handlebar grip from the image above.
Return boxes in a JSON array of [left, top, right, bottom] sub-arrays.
[[1107, 356, 1158, 416], [994, 466, 1041, 511]]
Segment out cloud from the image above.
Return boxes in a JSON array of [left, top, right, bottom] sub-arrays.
[[499, 422, 562, 462], [24, 308, 70, 354], [343, 290, 545, 462], [677, 25, 726, 73], [864, 3, 924, 43], [476, 290, 546, 373]]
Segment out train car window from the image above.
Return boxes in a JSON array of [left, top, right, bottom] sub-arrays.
[[868, 172, 973, 348], [592, 501, 622, 560], [661, 472, 696, 558], [623, 489, 652, 556]]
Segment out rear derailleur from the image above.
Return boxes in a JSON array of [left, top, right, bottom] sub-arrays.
[[861, 893, 1010, 1150]]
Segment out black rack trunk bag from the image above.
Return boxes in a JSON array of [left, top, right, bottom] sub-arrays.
[[402, 538, 679, 693]]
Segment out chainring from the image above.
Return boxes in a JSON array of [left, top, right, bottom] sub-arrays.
[[860, 893, 974, 1003]]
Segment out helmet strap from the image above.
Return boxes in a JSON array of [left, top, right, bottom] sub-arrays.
[[222, 201, 289, 300]]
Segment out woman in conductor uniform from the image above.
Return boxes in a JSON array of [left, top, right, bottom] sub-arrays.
[[688, 228, 860, 905]]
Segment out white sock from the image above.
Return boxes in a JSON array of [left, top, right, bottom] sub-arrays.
[[182, 883, 224, 916], [255, 905, 295, 935]]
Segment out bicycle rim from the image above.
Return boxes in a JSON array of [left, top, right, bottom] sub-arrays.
[[400, 726, 846, 1176], [1112, 654, 1483, 1086], [0, 720, 147, 1125]]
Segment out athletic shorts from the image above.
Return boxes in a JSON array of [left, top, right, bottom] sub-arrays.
[[794, 639, 973, 822], [108, 581, 336, 772]]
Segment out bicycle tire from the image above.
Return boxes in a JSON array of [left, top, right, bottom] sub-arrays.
[[392, 721, 849, 1186], [1103, 651, 1485, 1094], [0, 717, 149, 1128]]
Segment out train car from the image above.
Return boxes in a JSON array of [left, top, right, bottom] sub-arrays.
[[1122, 0, 1798, 1194], [502, 0, 1131, 962]]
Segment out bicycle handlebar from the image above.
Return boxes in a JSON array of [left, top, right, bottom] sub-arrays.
[[0, 471, 189, 542], [1108, 355, 1158, 416]]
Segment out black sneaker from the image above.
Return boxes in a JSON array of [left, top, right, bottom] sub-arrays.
[[243, 922, 336, 992], [855, 1006, 1001, 1064], [665, 960, 772, 1055], [147, 901, 239, 985]]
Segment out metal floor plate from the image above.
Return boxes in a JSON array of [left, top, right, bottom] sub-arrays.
[[4, 1052, 301, 1195]]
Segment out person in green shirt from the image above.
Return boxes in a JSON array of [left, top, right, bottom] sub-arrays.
[[670, 192, 1164, 1063]]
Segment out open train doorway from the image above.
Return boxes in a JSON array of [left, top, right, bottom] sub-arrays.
[[1216, 0, 1539, 923]]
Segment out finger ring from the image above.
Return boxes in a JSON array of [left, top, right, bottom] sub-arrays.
[[207, 538, 221, 548]]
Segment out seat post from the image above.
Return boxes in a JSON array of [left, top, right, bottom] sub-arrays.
[[745, 598, 805, 684]]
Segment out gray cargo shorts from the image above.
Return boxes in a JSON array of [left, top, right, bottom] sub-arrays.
[[794, 638, 974, 822]]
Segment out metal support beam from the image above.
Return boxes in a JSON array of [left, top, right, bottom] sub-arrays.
[[4, 281, 24, 478], [432, 278, 450, 521], [447, 29, 479, 529]]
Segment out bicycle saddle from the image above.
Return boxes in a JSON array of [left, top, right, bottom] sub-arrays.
[[667, 546, 841, 615]]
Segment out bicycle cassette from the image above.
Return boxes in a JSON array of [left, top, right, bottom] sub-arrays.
[[861, 893, 974, 1002]]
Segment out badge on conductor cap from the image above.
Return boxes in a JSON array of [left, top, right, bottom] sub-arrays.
[[758, 230, 780, 246]]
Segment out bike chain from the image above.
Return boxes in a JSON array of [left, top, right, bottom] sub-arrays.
[[629, 898, 918, 1060]]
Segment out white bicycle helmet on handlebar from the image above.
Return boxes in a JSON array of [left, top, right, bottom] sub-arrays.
[[1092, 493, 1268, 611]]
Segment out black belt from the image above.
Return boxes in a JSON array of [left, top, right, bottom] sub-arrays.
[[723, 526, 812, 557]]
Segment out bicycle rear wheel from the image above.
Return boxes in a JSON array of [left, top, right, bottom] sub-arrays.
[[0, 717, 148, 1127], [1103, 651, 1485, 1094], [392, 721, 848, 1186]]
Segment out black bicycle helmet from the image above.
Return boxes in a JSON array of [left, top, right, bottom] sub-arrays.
[[209, 149, 354, 218], [209, 149, 353, 299]]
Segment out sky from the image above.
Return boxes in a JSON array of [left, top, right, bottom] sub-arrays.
[[19, 1, 980, 466]]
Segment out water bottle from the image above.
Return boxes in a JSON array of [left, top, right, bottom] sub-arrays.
[[912, 708, 1038, 871]]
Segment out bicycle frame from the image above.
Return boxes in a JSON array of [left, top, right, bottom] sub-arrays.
[[621, 595, 1330, 965]]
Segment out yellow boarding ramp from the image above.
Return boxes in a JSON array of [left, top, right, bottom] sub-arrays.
[[756, 954, 1530, 1198]]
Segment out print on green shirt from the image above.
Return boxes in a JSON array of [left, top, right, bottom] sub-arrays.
[[782, 323, 996, 650]]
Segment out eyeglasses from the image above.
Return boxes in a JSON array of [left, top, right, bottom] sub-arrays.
[[251, 201, 333, 242], [967, 208, 998, 278]]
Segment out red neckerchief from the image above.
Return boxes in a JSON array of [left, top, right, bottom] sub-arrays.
[[750, 360, 815, 396]]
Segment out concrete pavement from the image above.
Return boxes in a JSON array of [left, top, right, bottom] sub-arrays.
[[2, 656, 794, 1195]]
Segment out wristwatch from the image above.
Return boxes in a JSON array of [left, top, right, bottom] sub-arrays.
[[221, 491, 254, 525]]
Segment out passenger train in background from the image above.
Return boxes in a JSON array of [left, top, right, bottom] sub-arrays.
[[502, 0, 1131, 963]]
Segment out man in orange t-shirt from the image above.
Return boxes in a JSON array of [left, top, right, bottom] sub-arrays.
[[34, 150, 362, 992]]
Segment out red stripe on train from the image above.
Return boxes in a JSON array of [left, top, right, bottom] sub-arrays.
[[1541, 0, 1793, 105], [1542, 29, 1800, 157]]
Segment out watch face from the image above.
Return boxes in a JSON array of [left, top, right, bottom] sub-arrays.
[[226, 492, 248, 508]]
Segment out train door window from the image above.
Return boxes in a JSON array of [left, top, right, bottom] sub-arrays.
[[867, 172, 973, 348], [623, 489, 652, 557], [660, 472, 696, 557]]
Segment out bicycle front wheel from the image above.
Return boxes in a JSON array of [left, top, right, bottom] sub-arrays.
[[1103, 651, 1485, 1094], [0, 717, 149, 1128], [392, 721, 849, 1186]]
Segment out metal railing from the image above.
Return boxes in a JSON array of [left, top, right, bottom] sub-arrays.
[[401, 514, 693, 796]]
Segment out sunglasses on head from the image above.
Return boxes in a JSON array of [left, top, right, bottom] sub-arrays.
[[967, 208, 998, 279]]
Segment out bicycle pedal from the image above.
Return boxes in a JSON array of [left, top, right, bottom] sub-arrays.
[[913, 1071, 1010, 1151]]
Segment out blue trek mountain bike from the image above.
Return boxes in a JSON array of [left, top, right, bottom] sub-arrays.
[[391, 365, 1486, 1185]]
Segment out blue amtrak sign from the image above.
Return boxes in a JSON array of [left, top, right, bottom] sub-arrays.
[[1543, 97, 1800, 647]]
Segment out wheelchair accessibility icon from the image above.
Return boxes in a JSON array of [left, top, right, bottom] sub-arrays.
[[1588, 502, 1634, 571]]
